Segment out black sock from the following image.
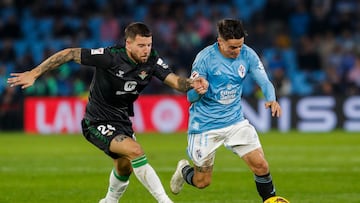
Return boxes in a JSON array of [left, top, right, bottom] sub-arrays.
[[182, 165, 195, 186], [254, 173, 276, 201]]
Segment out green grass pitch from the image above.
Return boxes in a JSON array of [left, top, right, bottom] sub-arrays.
[[0, 130, 359, 203]]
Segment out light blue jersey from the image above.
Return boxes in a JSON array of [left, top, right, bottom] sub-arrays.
[[187, 42, 276, 134]]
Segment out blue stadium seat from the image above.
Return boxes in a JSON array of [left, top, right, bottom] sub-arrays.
[[36, 18, 54, 39], [282, 49, 298, 77], [14, 40, 29, 58], [30, 41, 45, 64], [80, 39, 97, 48], [134, 5, 147, 21], [232, 0, 266, 21], [87, 16, 103, 41], [291, 71, 313, 95], [20, 18, 37, 40], [0, 7, 15, 20], [46, 39, 66, 51], [64, 17, 81, 30]]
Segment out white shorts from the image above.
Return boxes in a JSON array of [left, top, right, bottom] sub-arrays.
[[187, 119, 261, 167]]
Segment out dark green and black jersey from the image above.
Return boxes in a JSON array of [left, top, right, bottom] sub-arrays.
[[80, 45, 172, 123]]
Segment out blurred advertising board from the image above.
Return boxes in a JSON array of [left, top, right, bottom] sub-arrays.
[[24, 95, 189, 134], [244, 96, 360, 132], [24, 95, 360, 134]]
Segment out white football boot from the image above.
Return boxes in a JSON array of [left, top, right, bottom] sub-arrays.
[[170, 159, 190, 194]]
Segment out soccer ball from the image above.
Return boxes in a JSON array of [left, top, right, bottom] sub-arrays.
[[264, 196, 290, 203]]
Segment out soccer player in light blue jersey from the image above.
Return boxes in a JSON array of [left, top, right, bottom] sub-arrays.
[[170, 19, 288, 203]]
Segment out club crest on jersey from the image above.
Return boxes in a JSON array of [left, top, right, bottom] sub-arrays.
[[138, 71, 148, 80], [91, 48, 104, 55], [156, 58, 169, 69], [238, 64, 246, 78]]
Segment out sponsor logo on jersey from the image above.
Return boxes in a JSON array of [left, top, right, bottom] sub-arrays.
[[138, 71, 148, 80], [238, 64, 246, 78], [156, 58, 169, 69], [91, 48, 104, 55], [115, 90, 138, 95], [219, 84, 237, 104], [124, 81, 137, 91]]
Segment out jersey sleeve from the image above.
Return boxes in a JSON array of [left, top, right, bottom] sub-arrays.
[[187, 53, 207, 103], [80, 47, 113, 68], [152, 55, 173, 81], [247, 49, 276, 101]]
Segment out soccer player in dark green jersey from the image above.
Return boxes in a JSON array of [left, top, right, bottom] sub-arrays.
[[8, 22, 208, 203]]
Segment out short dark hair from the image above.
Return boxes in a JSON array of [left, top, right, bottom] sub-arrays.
[[217, 19, 247, 40], [124, 22, 152, 40]]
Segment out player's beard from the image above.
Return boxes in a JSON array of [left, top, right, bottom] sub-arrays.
[[131, 52, 149, 64]]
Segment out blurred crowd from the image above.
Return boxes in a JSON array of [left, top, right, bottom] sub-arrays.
[[1, 0, 360, 129]]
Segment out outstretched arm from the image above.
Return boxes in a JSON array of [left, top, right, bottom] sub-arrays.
[[7, 48, 81, 89], [163, 73, 208, 94]]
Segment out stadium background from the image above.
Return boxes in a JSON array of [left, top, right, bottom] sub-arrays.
[[1, 1, 360, 203], [0, 0, 360, 132]]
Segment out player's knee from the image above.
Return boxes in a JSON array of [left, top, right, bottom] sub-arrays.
[[113, 140, 144, 160], [128, 145, 144, 159], [252, 161, 269, 175]]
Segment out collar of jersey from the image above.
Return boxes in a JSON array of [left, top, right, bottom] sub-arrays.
[[118, 47, 138, 66]]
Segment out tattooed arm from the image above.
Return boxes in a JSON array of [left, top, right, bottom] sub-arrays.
[[163, 73, 208, 94], [7, 48, 81, 89]]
